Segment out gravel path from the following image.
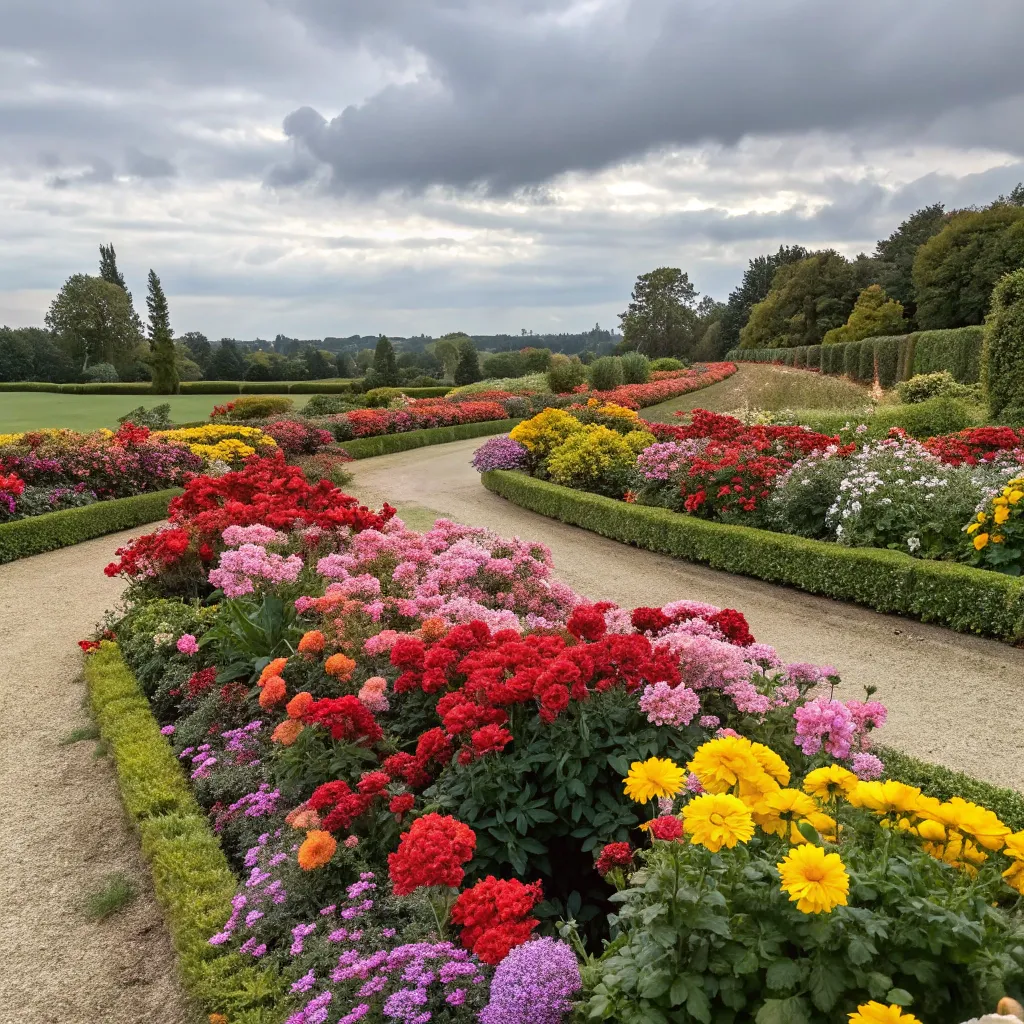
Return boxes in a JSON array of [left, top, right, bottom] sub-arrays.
[[348, 438, 1024, 792], [0, 529, 191, 1024]]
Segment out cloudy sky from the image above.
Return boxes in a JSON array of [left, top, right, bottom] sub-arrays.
[[2, 0, 1024, 340]]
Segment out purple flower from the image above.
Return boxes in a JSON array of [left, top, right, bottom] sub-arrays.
[[471, 435, 530, 473], [160, 724, 175, 736], [852, 752, 885, 780], [480, 937, 580, 1024]]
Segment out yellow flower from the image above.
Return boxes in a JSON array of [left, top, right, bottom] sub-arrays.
[[687, 736, 768, 795], [847, 1003, 922, 1023], [1004, 859, 1024, 894], [790, 811, 839, 845], [777, 843, 849, 914], [683, 793, 755, 852], [847, 780, 922, 817], [1009, 489, 1024, 505], [966, 522, 981, 535], [974, 532, 990, 550], [977, 511, 988, 522], [623, 757, 685, 804], [803, 764, 858, 802], [920, 797, 1010, 851], [749, 742, 791, 786], [752, 788, 819, 838]]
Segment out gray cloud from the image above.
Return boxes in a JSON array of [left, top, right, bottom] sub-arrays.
[[275, 0, 1024, 193], [125, 148, 176, 179]]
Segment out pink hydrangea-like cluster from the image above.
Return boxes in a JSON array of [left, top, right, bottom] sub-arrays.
[[638, 682, 701, 727], [793, 697, 856, 759], [222, 524, 289, 548], [209, 543, 304, 598]]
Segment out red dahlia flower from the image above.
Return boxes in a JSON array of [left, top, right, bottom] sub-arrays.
[[388, 813, 477, 895]]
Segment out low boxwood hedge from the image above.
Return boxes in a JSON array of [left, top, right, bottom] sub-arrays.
[[84, 645, 286, 1022], [342, 418, 520, 459], [481, 471, 1024, 642], [0, 489, 180, 564]]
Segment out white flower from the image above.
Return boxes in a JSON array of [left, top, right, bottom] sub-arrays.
[[907, 536, 921, 552]]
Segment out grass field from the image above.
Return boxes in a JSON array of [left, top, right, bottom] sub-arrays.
[[642, 364, 873, 423], [0, 393, 311, 432]]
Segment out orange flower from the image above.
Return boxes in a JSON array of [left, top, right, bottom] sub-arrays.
[[285, 801, 320, 829], [209, 1015, 228, 1024], [325, 653, 356, 679], [298, 630, 326, 654], [258, 657, 287, 686], [298, 829, 337, 870], [258, 675, 287, 708], [286, 691, 314, 719], [420, 617, 447, 642], [272, 719, 304, 746]]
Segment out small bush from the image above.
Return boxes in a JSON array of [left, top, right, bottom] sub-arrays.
[[895, 371, 974, 404], [883, 396, 976, 438], [586, 356, 624, 391], [83, 362, 120, 383], [620, 351, 651, 384], [222, 395, 293, 420], [303, 394, 362, 417], [546, 424, 653, 497], [546, 354, 587, 393], [117, 403, 173, 429], [649, 357, 685, 371]]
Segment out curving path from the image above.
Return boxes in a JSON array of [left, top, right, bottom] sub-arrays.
[[347, 437, 1024, 792], [0, 529, 190, 1024]]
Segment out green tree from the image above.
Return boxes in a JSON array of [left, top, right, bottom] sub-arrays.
[[433, 333, 470, 380], [179, 331, 212, 372], [822, 285, 906, 345], [453, 339, 483, 385], [619, 268, 700, 358], [719, 245, 809, 350], [146, 269, 179, 394], [373, 335, 400, 386], [99, 243, 130, 299], [335, 351, 355, 378], [912, 205, 1024, 329], [303, 345, 335, 380], [739, 251, 863, 349], [873, 204, 947, 325], [45, 274, 142, 373], [983, 267, 1024, 419], [209, 338, 247, 380]]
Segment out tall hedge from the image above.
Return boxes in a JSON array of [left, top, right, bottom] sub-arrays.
[[911, 327, 985, 384], [983, 268, 1024, 418]]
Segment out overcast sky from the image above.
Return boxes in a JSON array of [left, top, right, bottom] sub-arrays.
[[2, 0, 1023, 339]]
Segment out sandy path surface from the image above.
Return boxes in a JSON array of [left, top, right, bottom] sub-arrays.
[[348, 438, 1024, 792], [0, 529, 191, 1024]]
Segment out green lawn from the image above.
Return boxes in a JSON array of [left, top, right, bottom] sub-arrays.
[[0, 393, 310, 432]]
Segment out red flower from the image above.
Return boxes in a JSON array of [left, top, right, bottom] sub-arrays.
[[382, 752, 432, 789], [595, 841, 633, 877], [389, 793, 415, 816], [451, 876, 543, 965], [388, 813, 477, 895], [302, 695, 383, 744], [77, 639, 101, 653], [707, 608, 755, 647], [630, 607, 672, 634], [567, 605, 607, 641], [470, 724, 513, 756], [647, 816, 684, 841], [309, 780, 371, 833], [356, 770, 391, 796]]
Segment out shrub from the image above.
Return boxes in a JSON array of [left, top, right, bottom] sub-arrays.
[[587, 356, 624, 391], [873, 336, 903, 387], [842, 342, 860, 379], [546, 425, 653, 497], [620, 351, 650, 384], [303, 394, 362, 417], [649, 357, 685, 371], [895, 371, 974, 404], [912, 326, 985, 384], [509, 408, 585, 464], [546, 354, 588, 393], [983, 268, 1024, 419], [217, 395, 294, 420], [117, 403, 173, 429], [471, 435, 531, 473], [341, 419, 520, 459], [768, 449, 852, 540], [83, 362, 120, 383], [884, 396, 975, 439]]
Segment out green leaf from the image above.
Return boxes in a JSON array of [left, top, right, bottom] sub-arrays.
[[755, 997, 810, 1024], [795, 820, 821, 845], [808, 960, 845, 1011], [765, 960, 804, 992], [668, 976, 688, 1007], [686, 987, 712, 1023], [637, 971, 672, 1000], [847, 936, 875, 966], [886, 989, 914, 1007]]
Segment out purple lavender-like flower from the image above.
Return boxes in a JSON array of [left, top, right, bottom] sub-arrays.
[[471, 435, 530, 473], [479, 937, 581, 1024], [852, 752, 885, 780]]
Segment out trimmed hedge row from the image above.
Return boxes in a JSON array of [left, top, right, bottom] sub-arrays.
[[0, 489, 181, 564], [481, 471, 1024, 642], [880, 746, 1024, 832], [85, 645, 286, 1022], [727, 326, 985, 386], [0, 380, 454, 397], [341, 418, 521, 459]]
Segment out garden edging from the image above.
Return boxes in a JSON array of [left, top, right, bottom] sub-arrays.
[[0, 488, 182, 564], [84, 643, 287, 1024], [481, 470, 1024, 643], [341, 418, 522, 459]]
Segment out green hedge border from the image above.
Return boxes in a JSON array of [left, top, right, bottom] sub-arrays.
[[341, 418, 521, 459], [481, 471, 1024, 643], [84, 644, 286, 1023], [0, 489, 182, 564]]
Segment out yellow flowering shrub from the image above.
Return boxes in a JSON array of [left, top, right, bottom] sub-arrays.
[[509, 408, 584, 461], [546, 424, 653, 496], [0, 432, 24, 447], [153, 424, 277, 466], [964, 475, 1024, 574]]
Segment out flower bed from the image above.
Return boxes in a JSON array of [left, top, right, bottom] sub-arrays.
[[487, 406, 1024, 578], [0, 423, 203, 523], [86, 451, 1024, 1023]]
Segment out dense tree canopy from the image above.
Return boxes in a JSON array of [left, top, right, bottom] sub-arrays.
[[372, 335, 400, 387], [912, 205, 1024, 330], [453, 338, 483, 385], [872, 204, 947, 325], [720, 245, 809, 351], [147, 269, 179, 394], [822, 285, 905, 345], [208, 338, 247, 379], [619, 267, 700, 358]]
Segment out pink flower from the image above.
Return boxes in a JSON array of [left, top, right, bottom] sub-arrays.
[[176, 633, 199, 656], [852, 753, 884, 780], [793, 697, 856, 759], [638, 682, 701, 728]]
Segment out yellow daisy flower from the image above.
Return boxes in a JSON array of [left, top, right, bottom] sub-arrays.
[[622, 757, 685, 804], [683, 793, 754, 852], [803, 764, 858, 801], [777, 843, 849, 914], [847, 1002, 922, 1023]]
